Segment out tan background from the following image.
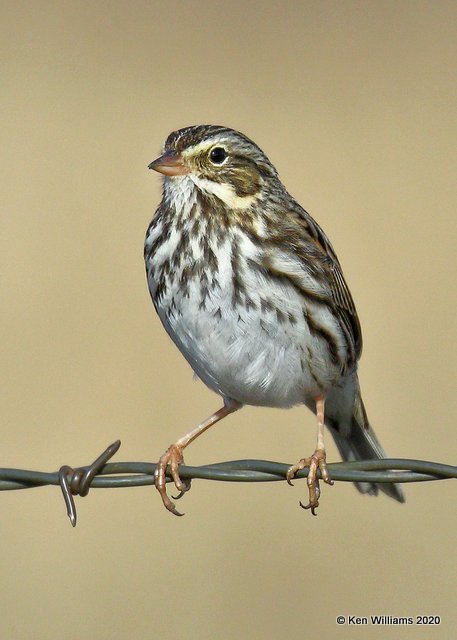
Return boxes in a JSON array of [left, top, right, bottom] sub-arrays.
[[1, 1, 456, 638]]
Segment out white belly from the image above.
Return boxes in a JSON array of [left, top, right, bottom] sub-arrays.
[[148, 227, 345, 408]]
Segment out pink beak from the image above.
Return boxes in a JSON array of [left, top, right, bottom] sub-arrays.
[[148, 150, 189, 176]]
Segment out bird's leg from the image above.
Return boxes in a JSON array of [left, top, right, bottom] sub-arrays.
[[286, 396, 334, 515], [155, 401, 241, 516]]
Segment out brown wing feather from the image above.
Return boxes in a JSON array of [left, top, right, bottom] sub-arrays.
[[291, 203, 363, 361]]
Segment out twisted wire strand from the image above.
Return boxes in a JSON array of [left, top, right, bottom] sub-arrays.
[[0, 441, 455, 525], [1, 456, 456, 490]]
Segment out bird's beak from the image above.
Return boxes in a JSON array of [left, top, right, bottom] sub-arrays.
[[148, 150, 189, 176]]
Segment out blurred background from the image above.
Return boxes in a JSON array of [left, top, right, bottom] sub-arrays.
[[1, 1, 456, 638]]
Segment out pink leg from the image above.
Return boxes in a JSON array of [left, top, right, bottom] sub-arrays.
[[155, 402, 241, 516], [286, 396, 334, 515]]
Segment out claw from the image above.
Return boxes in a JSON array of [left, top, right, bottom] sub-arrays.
[[299, 500, 319, 516], [154, 444, 187, 516], [287, 449, 333, 515], [172, 478, 192, 500]]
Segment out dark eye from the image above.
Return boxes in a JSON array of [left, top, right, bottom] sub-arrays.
[[209, 147, 227, 165]]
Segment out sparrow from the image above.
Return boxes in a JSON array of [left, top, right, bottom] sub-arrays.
[[144, 125, 405, 515]]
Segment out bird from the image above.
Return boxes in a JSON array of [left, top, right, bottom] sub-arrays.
[[144, 124, 405, 516]]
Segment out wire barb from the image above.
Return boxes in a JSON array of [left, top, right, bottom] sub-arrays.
[[58, 440, 121, 527], [0, 442, 455, 526]]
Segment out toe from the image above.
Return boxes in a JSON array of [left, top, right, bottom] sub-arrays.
[[286, 458, 310, 485]]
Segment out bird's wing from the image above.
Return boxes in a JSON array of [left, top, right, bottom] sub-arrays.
[[283, 202, 363, 361]]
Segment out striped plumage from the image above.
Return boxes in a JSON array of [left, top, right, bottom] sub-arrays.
[[145, 125, 404, 515]]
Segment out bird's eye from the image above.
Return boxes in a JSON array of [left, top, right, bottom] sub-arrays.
[[209, 147, 227, 165]]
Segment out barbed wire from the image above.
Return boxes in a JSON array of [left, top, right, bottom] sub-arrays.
[[0, 440, 455, 526]]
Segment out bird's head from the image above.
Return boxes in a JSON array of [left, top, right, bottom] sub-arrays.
[[149, 125, 280, 208]]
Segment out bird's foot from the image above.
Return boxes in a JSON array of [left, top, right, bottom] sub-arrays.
[[154, 444, 191, 516], [286, 448, 334, 515]]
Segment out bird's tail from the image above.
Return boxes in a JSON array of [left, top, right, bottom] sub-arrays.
[[326, 388, 405, 503]]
